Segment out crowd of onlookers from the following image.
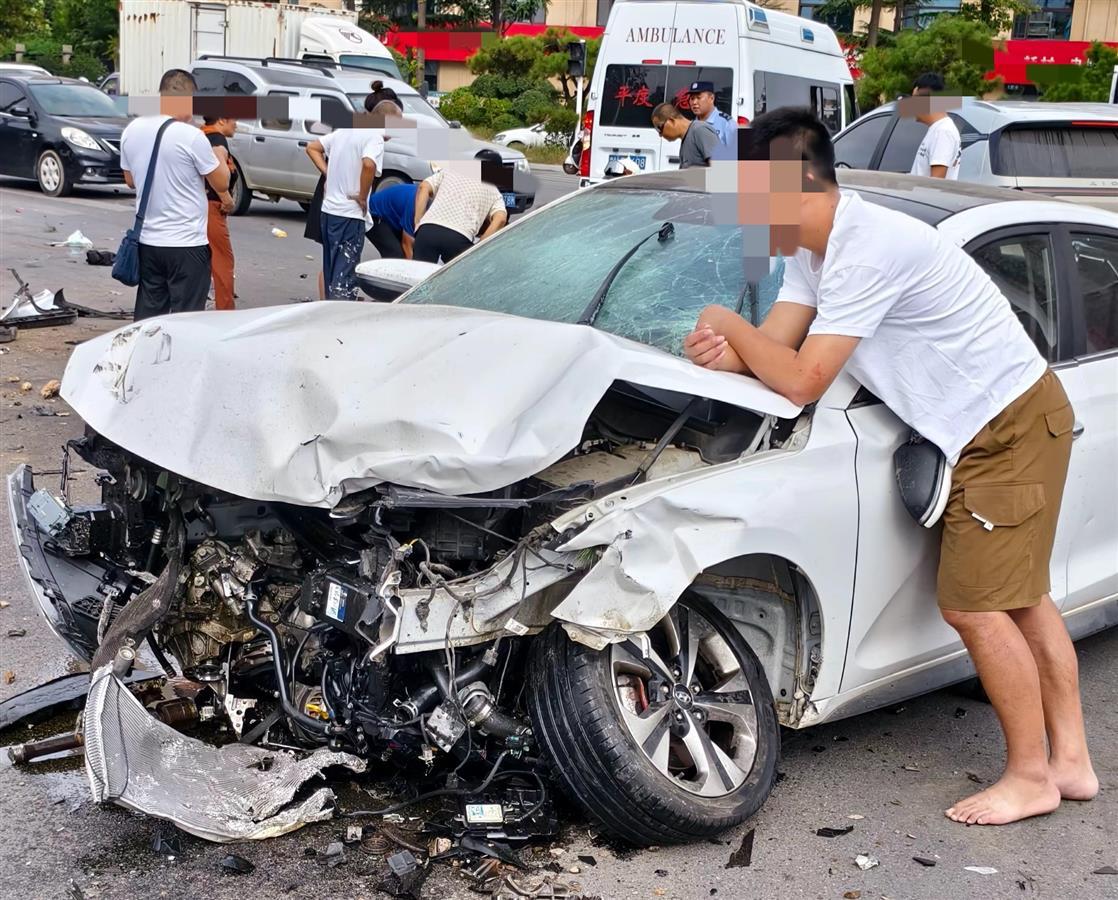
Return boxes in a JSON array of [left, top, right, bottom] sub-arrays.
[[117, 68, 514, 319]]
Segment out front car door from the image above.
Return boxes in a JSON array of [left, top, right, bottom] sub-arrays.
[[1057, 227, 1118, 615], [831, 112, 890, 171], [838, 223, 1071, 696]]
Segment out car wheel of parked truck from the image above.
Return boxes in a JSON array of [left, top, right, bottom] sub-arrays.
[[528, 592, 779, 845], [36, 149, 72, 197], [229, 159, 253, 215], [374, 173, 409, 193]]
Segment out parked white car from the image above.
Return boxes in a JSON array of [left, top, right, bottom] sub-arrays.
[[492, 122, 564, 149], [8, 170, 1117, 846]]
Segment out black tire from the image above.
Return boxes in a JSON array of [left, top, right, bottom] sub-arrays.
[[229, 160, 252, 215], [527, 592, 780, 845], [36, 149, 72, 197], [374, 173, 409, 193]]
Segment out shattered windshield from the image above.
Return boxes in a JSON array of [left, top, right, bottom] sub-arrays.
[[402, 188, 785, 357]]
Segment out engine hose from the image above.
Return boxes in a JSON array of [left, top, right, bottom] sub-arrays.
[[245, 593, 329, 735], [425, 654, 492, 701], [459, 683, 529, 739]]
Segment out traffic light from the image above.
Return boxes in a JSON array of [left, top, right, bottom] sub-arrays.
[[567, 41, 585, 78]]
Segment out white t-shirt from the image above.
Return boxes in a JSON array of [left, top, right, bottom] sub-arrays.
[[119, 116, 218, 247], [319, 129, 385, 221], [910, 117, 961, 180], [779, 191, 1046, 461], [418, 169, 506, 240]]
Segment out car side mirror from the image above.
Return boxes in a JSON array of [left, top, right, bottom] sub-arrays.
[[9, 106, 33, 120], [448, 120, 462, 129]]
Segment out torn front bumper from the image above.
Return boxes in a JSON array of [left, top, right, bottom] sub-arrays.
[[6, 465, 103, 662], [83, 665, 366, 842]]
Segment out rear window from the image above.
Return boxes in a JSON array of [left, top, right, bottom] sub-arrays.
[[993, 125, 1118, 179], [599, 64, 732, 129]]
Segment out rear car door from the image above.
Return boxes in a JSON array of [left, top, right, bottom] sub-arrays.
[[1057, 228, 1118, 613]]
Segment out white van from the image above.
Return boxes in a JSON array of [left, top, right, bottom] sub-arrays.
[[577, 0, 855, 185]]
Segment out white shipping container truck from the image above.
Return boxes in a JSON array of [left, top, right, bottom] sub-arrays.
[[119, 0, 399, 96]]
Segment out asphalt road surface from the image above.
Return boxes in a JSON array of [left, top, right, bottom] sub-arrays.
[[0, 174, 1115, 900]]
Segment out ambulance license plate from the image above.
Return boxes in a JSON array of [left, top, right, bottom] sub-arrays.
[[609, 153, 647, 170]]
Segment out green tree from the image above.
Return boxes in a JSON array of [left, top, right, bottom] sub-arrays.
[[956, 0, 1034, 35], [468, 27, 600, 104], [856, 14, 1000, 110], [1037, 42, 1118, 102], [50, 0, 117, 61], [0, 0, 47, 42]]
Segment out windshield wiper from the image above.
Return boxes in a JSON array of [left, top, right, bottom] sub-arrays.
[[576, 222, 675, 327]]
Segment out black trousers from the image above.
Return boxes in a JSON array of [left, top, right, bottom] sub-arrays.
[[413, 223, 472, 264], [367, 218, 405, 259], [135, 244, 211, 320]]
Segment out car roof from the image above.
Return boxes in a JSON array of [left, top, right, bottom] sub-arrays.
[[596, 167, 1061, 227], [191, 58, 418, 97], [863, 98, 1118, 134]]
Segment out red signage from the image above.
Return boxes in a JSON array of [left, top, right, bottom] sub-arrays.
[[990, 39, 1118, 84]]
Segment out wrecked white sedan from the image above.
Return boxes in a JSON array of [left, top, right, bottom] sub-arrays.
[[8, 170, 1118, 846]]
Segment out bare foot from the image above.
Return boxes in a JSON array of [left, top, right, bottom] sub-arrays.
[[1050, 758, 1099, 801], [945, 773, 1061, 825]]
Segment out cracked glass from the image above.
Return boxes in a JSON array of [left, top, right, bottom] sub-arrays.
[[403, 188, 786, 357]]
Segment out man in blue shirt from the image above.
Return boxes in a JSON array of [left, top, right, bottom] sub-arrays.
[[367, 182, 419, 259], [688, 81, 734, 146]]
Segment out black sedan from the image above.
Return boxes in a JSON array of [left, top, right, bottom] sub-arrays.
[[0, 74, 129, 197]]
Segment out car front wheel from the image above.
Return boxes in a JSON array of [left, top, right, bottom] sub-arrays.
[[37, 150, 72, 197], [527, 592, 779, 845], [229, 161, 252, 215]]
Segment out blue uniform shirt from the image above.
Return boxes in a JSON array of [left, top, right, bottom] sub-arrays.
[[699, 109, 735, 147], [368, 183, 419, 236]]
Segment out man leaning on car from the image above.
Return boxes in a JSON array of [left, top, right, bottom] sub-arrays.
[[683, 108, 1098, 828]]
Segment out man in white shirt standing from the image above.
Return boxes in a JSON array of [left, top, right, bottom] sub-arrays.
[[683, 108, 1097, 827], [119, 69, 230, 320], [907, 72, 962, 180], [306, 123, 385, 300]]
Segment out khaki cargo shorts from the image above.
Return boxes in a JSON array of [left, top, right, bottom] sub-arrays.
[[937, 370, 1074, 612]]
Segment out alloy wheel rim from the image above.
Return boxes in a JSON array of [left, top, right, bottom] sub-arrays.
[[39, 156, 61, 192], [610, 602, 758, 798]]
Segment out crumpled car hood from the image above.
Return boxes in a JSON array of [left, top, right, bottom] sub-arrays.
[[62, 302, 800, 506]]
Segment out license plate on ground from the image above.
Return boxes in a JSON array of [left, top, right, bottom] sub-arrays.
[[502, 192, 517, 207], [609, 154, 647, 170]]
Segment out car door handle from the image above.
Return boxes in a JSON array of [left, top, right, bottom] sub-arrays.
[[1072, 420, 1085, 440], [298, 140, 308, 147], [254, 136, 265, 143], [668, 156, 680, 163]]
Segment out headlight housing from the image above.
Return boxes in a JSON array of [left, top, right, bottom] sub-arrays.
[[514, 157, 530, 173], [494, 132, 507, 142], [61, 127, 103, 151]]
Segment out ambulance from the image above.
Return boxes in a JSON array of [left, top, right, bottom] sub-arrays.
[[576, 0, 855, 185]]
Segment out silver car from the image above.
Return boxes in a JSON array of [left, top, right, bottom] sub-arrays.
[[188, 58, 534, 215], [832, 99, 1118, 213]]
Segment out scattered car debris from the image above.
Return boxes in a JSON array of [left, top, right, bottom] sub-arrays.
[[39, 380, 61, 399], [3, 671, 15, 684], [725, 829, 755, 868], [344, 824, 364, 844], [7, 730, 84, 765], [913, 857, 937, 867], [29, 404, 69, 417], [85, 250, 117, 267], [577, 855, 596, 867], [323, 841, 346, 868], [2, 270, 77, 329], [271, 228, 288, 238], [902, 765, 920, 772], [843, 891, 861, 899], [50, 229, 94, 251], [855, 854, 879, 871], [964, 866, 998, 875], [817, 826, 855, 838], [152, 827, 184, 857], [1093, 866, 1118, 876], [6, 628, 27, 638], [220, 853, 255, 875], [954, 707, 967, 718], [379, 849, 427, 898], [965, 772, 984, 784], [847, 814, 864, 820]]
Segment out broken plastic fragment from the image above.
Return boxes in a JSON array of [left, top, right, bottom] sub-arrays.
[[816, 825, 854, 838], [1093, 867, 1118, 875], [220, 854, 254, 875], [964, 866, 998, 875], [855, 854, 879, 871], [913, 857, 937, 867], [82, 666, 365, 841], [725, 829, 754, 868]]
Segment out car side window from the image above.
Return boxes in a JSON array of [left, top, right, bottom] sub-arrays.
[[971, 233, 1059, 361], [832, 115, 889, 169], [223, 71, 254, 95], [309, 93, 351, 131], [261, 90, 295, 132], [0, 82, 26, 111], [1071, 232, 1118, 355], [810, 85, 841, 133], [878, 117, 928, 173], [193, 68, 223, 94]]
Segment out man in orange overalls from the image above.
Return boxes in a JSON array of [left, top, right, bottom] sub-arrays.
[[200, 116, 238, 309]]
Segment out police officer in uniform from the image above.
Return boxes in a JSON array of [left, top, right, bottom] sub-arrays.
[[688, 81, 733, 146]]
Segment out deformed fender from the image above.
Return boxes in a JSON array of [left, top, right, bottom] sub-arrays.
[[548, 413, 858, 702]]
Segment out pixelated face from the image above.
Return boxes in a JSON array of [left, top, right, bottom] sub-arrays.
[[733, 158, 805, 256], [898, 95, 962, 119], [161, 95, 194, 122]]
